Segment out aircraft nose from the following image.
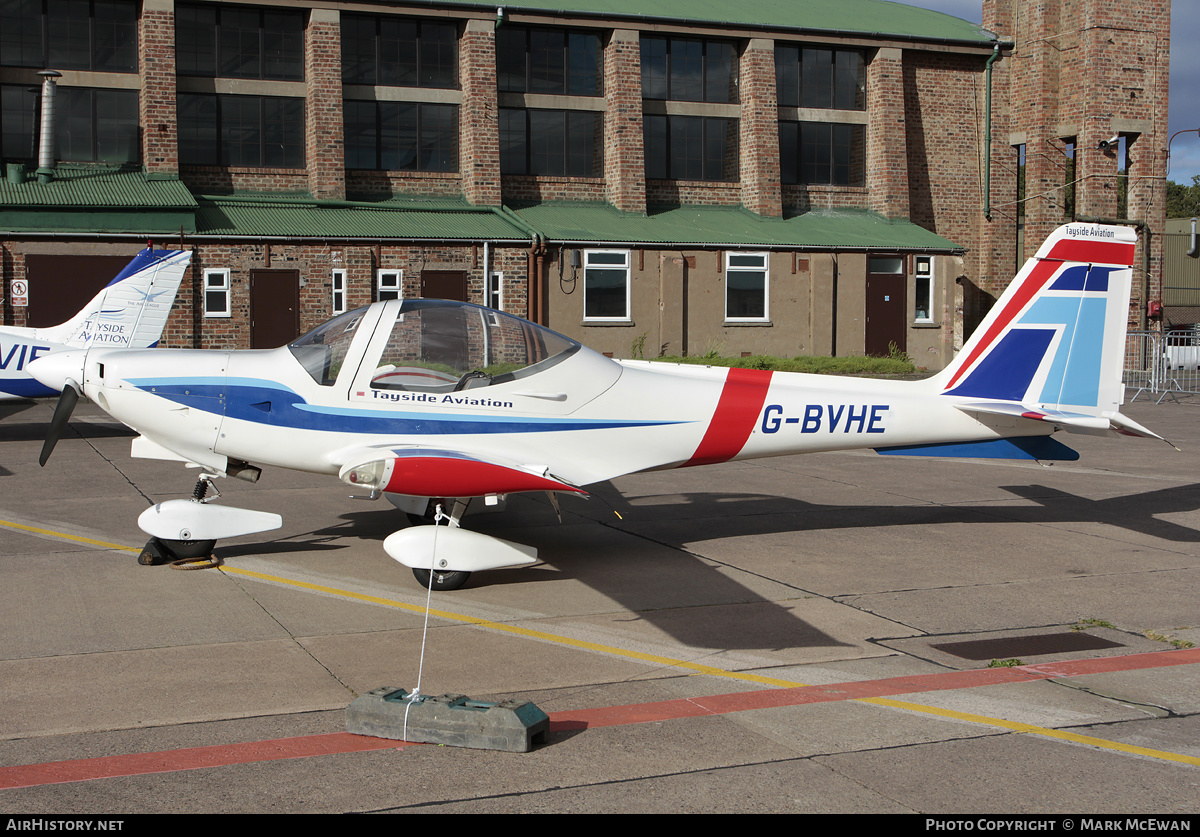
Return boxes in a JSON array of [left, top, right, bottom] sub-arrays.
[[27, 349, 87, 393]]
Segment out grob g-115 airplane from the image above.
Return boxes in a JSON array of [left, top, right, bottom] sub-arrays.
[[30, 224, 1163, 589], [2, 247, 191, 401]]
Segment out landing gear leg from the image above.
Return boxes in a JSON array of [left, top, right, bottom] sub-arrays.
[[136, 474, 222, 569], [409, 499, 472, 590]]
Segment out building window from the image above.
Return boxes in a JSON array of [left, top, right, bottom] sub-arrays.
[[499, 108, 601, 177], [487, 271, 503, 311], [643, 114, 737, 182], [640, 36, 736, 103], [1117, 134, 1134, 219], [178, 93, 305, 167], [377, 269, 402, 301], [914, 256, 933, 323], [203, 268, 231, 317], [1063, 137, 1076, 220], [779, 121, 864, 186], [496, 26, 602, 96], [344, 101, 457, 172], [583, 250, 630, 322], [726, 252, 769, 322], [1015, 143, 1026, 269], [341, 14, 456, 88], [774, 46, 865, 110], [331, 269, 346, 316], [1, 0, 137, 73], [1, 84, 139, 163], [176, 4, 304, 80]]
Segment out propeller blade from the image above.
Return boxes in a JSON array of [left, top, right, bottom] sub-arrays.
[[39, 380, 80, 467]]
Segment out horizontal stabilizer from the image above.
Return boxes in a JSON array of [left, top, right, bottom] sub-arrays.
[[955, 401, 1173, 445], [875, 436, 1079, 461], [955, 401, 1110, 434]]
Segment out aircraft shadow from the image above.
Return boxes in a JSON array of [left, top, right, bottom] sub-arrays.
[[227, 479, 1200, 654], [0, 419, 134, 445], [568, 481, 1200, 545], [321, 503, 850, 654]]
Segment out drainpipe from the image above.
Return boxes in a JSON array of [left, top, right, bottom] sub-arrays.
[[1189, 218, 1198, 258], [35, 70, 62, 185], [983, 43, 1004, 221]]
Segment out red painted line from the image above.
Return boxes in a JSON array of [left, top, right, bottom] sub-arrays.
[[550, 648, 1200, 729], [0, 733, 409, 791], [685, 367, 774, 467], [2, 648, 1196, 790]]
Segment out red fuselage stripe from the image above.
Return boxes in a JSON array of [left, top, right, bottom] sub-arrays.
[[384, 457, 585, 497], [685, 367, 774, 466]]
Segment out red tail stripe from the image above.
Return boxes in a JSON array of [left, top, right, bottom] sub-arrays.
[[1046, 239, 1136, 265], [685, 368, 774, 466], [945, 259, 1060, 390]]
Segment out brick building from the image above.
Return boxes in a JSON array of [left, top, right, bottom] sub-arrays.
[[0, 0, 1171, 368]]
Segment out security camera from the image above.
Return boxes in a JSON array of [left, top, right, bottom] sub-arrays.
[[1097, 135, 1120, 150]]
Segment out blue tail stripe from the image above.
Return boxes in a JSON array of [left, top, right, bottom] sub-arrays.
[[945, 329, 1054, 401]]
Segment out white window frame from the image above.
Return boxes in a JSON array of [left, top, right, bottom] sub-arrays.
[[724, 252, 769, 323], [582, 249, 631, 323], [914, 256, 934, 323], [376, 269, 402, 301], [331, 268, 347, 315], [487, 270, 504, 311], [203, 268, 231, 318]]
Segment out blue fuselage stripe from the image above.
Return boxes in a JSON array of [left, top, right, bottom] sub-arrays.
[[126, 379, 683, 435]]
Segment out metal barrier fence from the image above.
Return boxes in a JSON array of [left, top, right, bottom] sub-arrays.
[[1124, 329, 1200, 403]]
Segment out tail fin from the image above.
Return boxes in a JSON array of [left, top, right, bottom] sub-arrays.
[[39, 249, 191, 349], [933, 223, 1136, 418]]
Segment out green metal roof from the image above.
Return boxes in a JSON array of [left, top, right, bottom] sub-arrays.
[[0, 166, 962, 250], [0, 163, 198, 234], [510, 203, 964, 251], [419, 0, 993, 45], [194, 194, 532, 240], [0, 164, 196, 208]]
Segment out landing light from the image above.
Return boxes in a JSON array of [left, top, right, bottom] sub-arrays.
[[342, 459, 387, 490]]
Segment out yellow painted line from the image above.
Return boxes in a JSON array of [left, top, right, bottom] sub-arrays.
[[862, 697, 1200, 767], [0, 518, 139, 552], [5, 517, 1197, 767]]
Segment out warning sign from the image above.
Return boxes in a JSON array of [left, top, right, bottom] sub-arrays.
[[9, 279, 27, 307]]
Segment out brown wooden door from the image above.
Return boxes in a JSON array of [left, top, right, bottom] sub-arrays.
[[23, 254, 133, 327], [865, 261, 907, 358], [249, 270, 300, 349], [420, 270, 468, 301]]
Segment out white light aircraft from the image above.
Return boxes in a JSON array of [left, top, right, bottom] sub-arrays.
[[2, 247, 190, 402], [30, 224, 1164, 589]]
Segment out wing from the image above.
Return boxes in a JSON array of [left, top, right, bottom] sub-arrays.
[[336, 445, 588, 498]]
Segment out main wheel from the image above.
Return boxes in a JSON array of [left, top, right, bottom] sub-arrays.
[[412, 568, 471, 591]]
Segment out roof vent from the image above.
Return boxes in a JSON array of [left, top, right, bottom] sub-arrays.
[[35, 69, 62, 185]]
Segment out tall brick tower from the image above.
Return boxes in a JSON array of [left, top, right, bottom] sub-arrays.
[[982, 0, 1170, 329]]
